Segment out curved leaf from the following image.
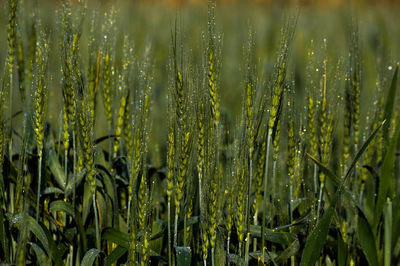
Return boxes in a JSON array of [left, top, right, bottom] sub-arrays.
[[49, 200, 75, 218], [47, 149, 66, 190], [43, 187, 64, 195], [29, 242, 51, 265], [249, 225, 297, 245], [81, 248, 101, 266], [12, 213, 64, 266], [25, 216, 50, 255], [357, 207, 378, 266], [105, 246, 127, 266], [102, 228, 129, 249]]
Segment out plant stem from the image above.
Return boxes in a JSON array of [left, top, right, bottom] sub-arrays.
[[199, 174, 202, 222], [10, 183, 14, 214], [93, 192, 101, 250], [261, 130, 271, 263], [68, 245, 73, 266], [227, 235, 230, 255], [9, 72, 13, 160], [168, 200, 172, 266], [108, 125, 112, 165], [313, 164, 317, 221], [36, 152, 42, 221], [245, 233, 250, 264], [359, 189, 364, 205], [246, 158, 252, 234], [289, 181, 293, 224], [211, 247, 215, 266], [127, 198, 131, 228], [317, 183, 323, 222], [57, 111, 62, 156], [271, 159, 277, 225], [289, 176, 295, 266], [174, 207, 178, 248], [72, 131, 76, 211], [183, 208, 187, 247], [127, 158, 133, 227], [65, 147, 68, 192], [253, 210, 257, 252], [245, 156, 253, 257]]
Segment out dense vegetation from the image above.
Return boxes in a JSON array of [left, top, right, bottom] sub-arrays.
[[0, 0, 400, 265]]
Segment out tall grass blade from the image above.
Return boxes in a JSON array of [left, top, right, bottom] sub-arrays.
[[300, 120, 384, 266], [261, 131, 271, 259], [384, 198, 392, 266], [337, 231, 347, 266], [382, 63, 399, 144], [392, 195, 400, 252], [374, 119, 400, 230], [83, 183, 93, 224], [357, 206, 379, 266], [299, 201, 335, 266]]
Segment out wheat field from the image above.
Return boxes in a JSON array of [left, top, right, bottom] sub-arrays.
[[0, 0, 400, 265]]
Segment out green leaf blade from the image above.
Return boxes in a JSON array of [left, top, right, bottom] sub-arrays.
[[81, 248, 102, 266], [105, 246, 127, 266], [357, 207, 379, 266], [383, 63, 399, 142]]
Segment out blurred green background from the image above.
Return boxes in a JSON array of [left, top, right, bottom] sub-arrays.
[[1, 0, 399, 147]]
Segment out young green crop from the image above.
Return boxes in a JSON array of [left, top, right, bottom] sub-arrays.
[[0, 1, 399, 265]]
